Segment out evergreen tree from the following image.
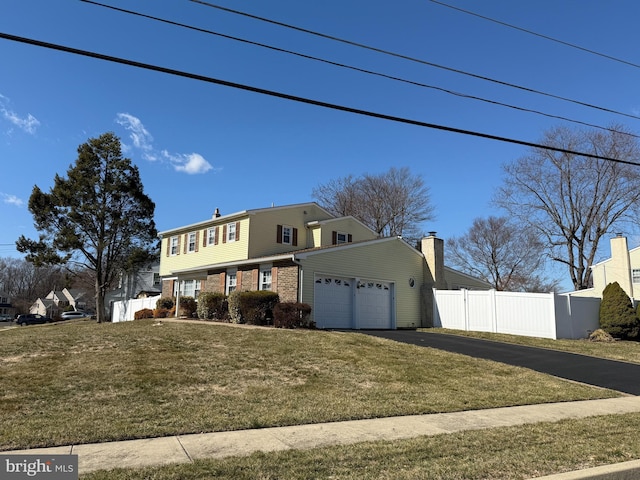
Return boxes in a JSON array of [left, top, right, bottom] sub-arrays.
[[17, 132, 157, 323], [599, 282, 640, 340]]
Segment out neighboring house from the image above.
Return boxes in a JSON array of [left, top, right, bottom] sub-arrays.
[[105, 261, 162, 318], [568, 234, 640, 301], [30, 288, 88, 316], [159, 202, 490, 329], [0, 292, 17, 319]]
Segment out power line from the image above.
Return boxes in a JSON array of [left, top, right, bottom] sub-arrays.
[[429, 0, 640, 70], [80, 0, 640, 140], [188, 0, 640, 122], [1, 31, 639, 167]]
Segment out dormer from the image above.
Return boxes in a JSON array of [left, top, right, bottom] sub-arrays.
[[306, 216, 378, 248]]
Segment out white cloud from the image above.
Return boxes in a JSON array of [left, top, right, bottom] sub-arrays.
[[0, 94, 40, 134], [1, 193, 24, 207], [115, 113, 215, 174], [115, 113, 155, 161], [163, 151, 214, 175]]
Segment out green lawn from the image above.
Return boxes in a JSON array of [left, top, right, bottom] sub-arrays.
[[0, 320, 620, 452], [3, 320, 636, 479]]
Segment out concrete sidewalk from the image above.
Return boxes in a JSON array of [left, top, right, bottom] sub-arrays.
[[6, 396, 640, 478]]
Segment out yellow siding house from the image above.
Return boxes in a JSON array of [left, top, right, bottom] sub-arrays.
[[159, 202, 490, 329]]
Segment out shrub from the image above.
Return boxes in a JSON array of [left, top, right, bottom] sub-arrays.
[[588, 328, 615, 342], [134, 308, 154, 320], [599, 282, 640, 340], [177, 296, 197, 318], [227, 291, 242, 324], [156, 297, 175, 310], [274, 302, 312, 329], [227, 290, 280, 325], [153, 307, 170, 319], [197, 292, 228, 320]]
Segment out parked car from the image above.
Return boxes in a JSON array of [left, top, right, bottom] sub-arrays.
[[0, 314, 13, 321], [61, 311, 89, 320], [16, 314, 53, 326]]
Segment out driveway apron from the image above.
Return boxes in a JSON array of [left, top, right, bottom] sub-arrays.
[[361, 330, 640, 395]]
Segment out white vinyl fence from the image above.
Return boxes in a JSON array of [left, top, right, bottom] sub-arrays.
[[111, 295, 161, 323], [433, 289, 601, 339]]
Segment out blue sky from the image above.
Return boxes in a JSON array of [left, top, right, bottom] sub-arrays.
[[2, 0, 640, 289]]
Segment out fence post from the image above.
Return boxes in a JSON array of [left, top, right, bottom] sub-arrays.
[[463, 289, 470, 331], [550, 292, 558, 340], [490, 289, 497, 333]]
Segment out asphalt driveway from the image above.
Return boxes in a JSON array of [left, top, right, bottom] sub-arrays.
[[361, 330, 640, 396]]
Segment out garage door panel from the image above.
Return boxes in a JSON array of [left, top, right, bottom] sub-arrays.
[[356, 281, 392, 329], [314, 275, 353, 329], [315, 275, 393, 330]]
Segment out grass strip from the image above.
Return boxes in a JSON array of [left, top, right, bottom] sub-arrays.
[[82, 412, 640, 479]]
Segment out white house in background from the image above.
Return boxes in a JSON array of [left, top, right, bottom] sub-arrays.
[[30, 288, 88, 316], [568, 234, 640, 301]]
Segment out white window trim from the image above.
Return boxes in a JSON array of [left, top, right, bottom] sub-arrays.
[[282, 225, 293, 245], [187, 232, 197, 253], [170, 236, 179, 256], [260, 270, 272, 291], [207, 227, 216, 246], [336, 231, 349, 244], [227, 223, 237, 243], [226, 270, 237, 295], [633, 269, 640, 284]]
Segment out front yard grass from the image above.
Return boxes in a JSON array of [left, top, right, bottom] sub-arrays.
[[0, 320, 620, 451], [427, 328, 640, 364]]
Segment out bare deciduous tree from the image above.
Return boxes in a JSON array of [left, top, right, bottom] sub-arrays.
[[447, 217, 559, 292], [495, 125, 640, 290], [312, 167, 434, 242], [0, 257, 67, 313]]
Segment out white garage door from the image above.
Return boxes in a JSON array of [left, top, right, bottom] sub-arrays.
[[314, 275, 393, 329], [356, 280, 392, 329], [314, 275, 353, 329]]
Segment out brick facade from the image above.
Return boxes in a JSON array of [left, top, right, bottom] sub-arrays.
[[195, 262, 299, 302], [274, 262, 299, 302]]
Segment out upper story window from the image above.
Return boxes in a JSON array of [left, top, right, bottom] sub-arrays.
[[207, 227, 216, 246], [153, 273, 161, 286], [227, 222, 236, 242], [170, 236, 179, 256], [332, 231, 352, 245], [187, 232, 197, 253], [276, 224, 298, 246], [282, 226, 292, 245], [633, 269, 640, 283]]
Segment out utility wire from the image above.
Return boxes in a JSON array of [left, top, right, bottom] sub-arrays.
[[429, 0, 640, 70], [80, 0, 640, 140], [188, 0, 640, 122], [1, 31, 639, 167]]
